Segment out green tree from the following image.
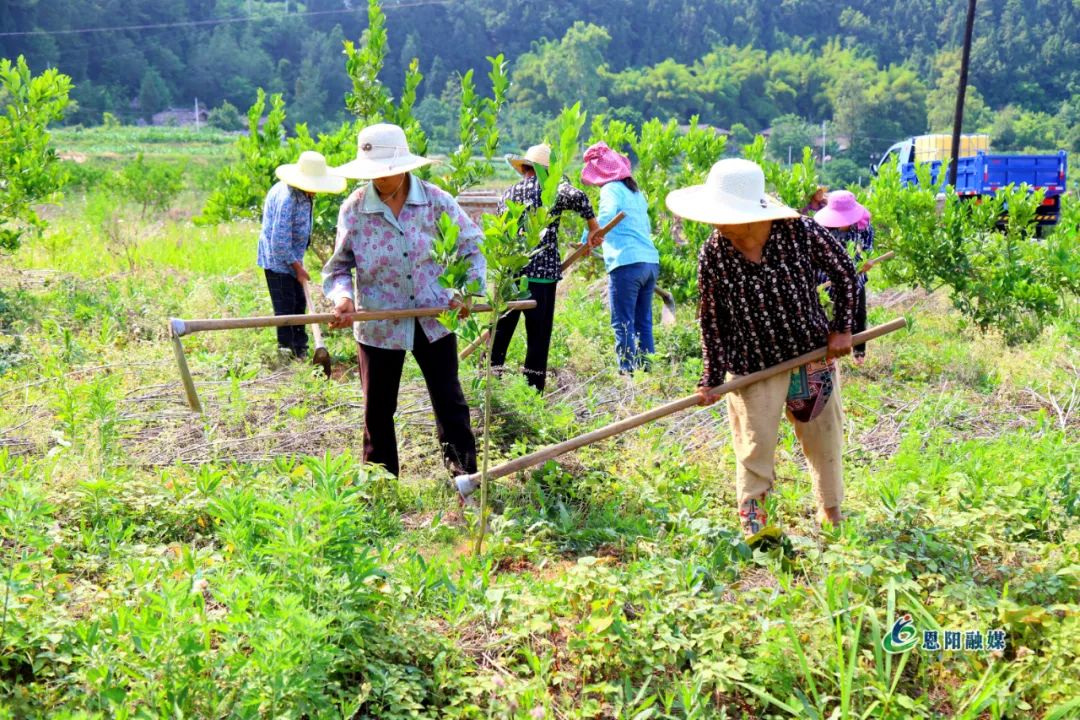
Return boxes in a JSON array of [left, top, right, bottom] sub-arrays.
[[118, 154, 184, 218], [208, 100, 243, 131], [509, 22, 611, 117], [1056, 95, 1080, 153], [767, 114, 815, 162], [925, 49, 991, 134], [821, 157, 865, 188], [138, 68, 171, 119], [0, 56, 72, 252]]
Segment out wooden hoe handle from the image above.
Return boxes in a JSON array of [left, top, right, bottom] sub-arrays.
[[170, 300, 538, 337], [456, 318, 907, 486]]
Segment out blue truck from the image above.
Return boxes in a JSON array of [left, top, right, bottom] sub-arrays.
[[873, 135, 1069, 230]]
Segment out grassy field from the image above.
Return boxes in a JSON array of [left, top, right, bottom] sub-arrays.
[[1, 148, 1079, 718]]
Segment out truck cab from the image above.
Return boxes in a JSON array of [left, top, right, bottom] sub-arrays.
[[872, 140, 913, 175], [872, 135, 991, 176]]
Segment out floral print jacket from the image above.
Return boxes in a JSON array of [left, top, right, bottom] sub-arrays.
[[322, 177, 486, 350]]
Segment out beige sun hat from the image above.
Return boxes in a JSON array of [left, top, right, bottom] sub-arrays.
[[665, 158, 799, 225], [275, 151, 347, 194], [331, 123, 434, 180], [507, 143, 551, 175]]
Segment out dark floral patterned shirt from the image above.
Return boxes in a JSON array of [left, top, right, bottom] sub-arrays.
[[698, 217, 858, 386], [497, 174, 595, 281], [818, 224, 875, 289]]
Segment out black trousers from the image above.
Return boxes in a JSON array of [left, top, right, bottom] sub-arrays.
[[853, 282, 868, 357], [358, 321, 478, 478], [264, 269, 308, 356], [489, 280, 557, 392]]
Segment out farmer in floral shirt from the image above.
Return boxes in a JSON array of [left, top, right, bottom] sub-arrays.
[[666, 159, 858, 542], [323, 123, 485, 480], [257, 151, 345, 359], [489, 143, 600, 392]]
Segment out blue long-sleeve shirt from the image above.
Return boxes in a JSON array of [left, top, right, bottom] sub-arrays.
[[582, 180, 659, 273], [257, 181, 313, 275]]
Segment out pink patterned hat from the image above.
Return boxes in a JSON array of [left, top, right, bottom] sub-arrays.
[[813, 190, 868, 229], [581, 142, 632, 186]]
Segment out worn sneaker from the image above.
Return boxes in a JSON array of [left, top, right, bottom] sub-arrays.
[[738, 498, 767, 537]]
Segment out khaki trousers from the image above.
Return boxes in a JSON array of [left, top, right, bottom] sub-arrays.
[[725, 368, 844, 511]]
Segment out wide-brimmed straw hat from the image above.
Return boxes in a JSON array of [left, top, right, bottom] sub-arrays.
[[665, 158, 799, 225], [581, 142, 632, 186], [507, 143, 551, 175], [275, 151, 347, 194], [814, 190, 868, 228], [332, 123, 433, 180]]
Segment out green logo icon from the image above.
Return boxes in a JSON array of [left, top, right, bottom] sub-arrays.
[[882, 613, 918, 654]]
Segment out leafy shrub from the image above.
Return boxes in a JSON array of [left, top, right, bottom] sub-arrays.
[[0, 55, 72, 251], [864, 161, 1080, 344], [117, 153, 184, 217], [207, 100, 243, 131]]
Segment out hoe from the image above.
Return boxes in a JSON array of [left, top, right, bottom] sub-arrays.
[[168, 300, 538, 412]]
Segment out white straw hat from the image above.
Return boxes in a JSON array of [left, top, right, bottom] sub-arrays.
[[507, 143, 551, 175], [665, 158, 799, 225], [275, 151, 347, 194], [331, 123, 433, 180]]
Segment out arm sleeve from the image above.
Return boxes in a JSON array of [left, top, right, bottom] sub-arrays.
[[698, 241, 731, 388], [582, 183, 618, 244], [558, 183, 596, 221], [321, 202, 356, 303], [291, 195, 313, 264], [267, 191, 301, 270], [807, 219, 858, 332], [862, 224, 875, 255], [495, 186, 511, 216]]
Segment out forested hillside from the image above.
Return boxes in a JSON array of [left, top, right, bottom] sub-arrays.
[[2, 0, 1079, 169]]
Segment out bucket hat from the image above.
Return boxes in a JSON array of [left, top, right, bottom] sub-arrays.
[[331, 123, 434, 180], [581, 142, 632, 186], [813, 190, 868, 229], [275, 151, 347, 194], [507, 143, 551, 175], [665, 158, 799, 225]]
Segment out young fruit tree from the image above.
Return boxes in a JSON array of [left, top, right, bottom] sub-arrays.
[[434, 104, 586, 554], [0, 56, 72, 252]]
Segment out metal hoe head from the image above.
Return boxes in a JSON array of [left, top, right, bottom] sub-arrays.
[[312, 346, 332, 379]]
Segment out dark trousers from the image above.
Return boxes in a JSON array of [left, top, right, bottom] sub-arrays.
[[264, 269, 308, 357], [358, 321, 478, 477], [489, 280, 558, 393], [853, 282, 868, 357]]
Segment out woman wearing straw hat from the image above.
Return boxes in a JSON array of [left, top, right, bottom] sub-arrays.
[[666, 159, 858, 540], [489, 143, 600, 393], [323, 123, 484, 480], [813, 190, 875, 364], [257, 151, 346, 360], [580, 142, 660, 374]]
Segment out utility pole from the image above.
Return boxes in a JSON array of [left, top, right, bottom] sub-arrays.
[[949, 0, 977, 186], [194, 97, 200, 131], [788, 146, 792, 166]]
